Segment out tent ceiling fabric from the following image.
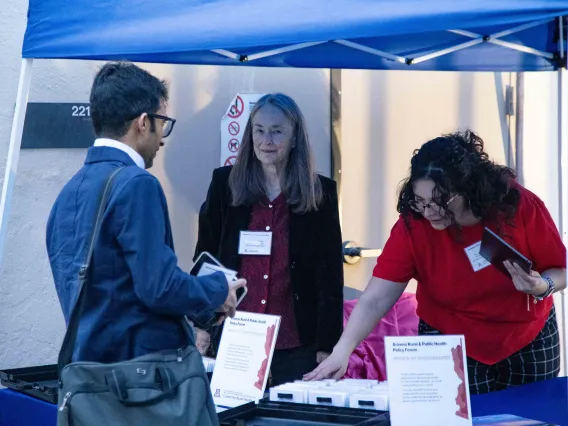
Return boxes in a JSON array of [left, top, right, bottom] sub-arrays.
[[22, 0, 568, 71]]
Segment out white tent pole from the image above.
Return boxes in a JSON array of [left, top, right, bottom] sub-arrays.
[[515, 72, 524, 185], [556, 16, 568, 377], [559, 67, 568, 377], [0, 58, 33, 269]]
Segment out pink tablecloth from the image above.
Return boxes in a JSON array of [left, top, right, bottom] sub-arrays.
[[343, 292, 418, 381]]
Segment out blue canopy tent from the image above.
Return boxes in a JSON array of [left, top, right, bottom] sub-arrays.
[[17, 0, 568, 71], [3, 0, 568, 371]]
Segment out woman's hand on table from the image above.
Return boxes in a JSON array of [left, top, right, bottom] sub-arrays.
[[303, 348, 349, 381], [504, 261, 547, 296]]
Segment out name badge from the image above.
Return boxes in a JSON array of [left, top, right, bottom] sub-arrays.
[[238, 231, 272, 255], [464, 241, 490, 272]]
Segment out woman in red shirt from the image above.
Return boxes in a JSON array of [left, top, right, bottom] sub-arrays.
[[194, 93, 344, 386], [306, 130, 566, 394]]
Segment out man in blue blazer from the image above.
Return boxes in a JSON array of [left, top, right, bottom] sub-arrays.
[[46, 62, 246, 363]]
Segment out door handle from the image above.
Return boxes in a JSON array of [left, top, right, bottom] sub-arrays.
[[342, 241, 382, 264]]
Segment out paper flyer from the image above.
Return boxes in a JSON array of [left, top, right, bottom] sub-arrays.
[[197, 262, 237, 282], [220, 93, 265, 167], [385, 335, 472, 426], [210, 311, 280, 408]]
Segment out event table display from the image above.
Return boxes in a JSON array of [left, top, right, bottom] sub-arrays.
[[1, 377, 566, 425]]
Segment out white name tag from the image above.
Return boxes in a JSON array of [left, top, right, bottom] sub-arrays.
[[464, 241, 490, 272], [238, 231, 272, 255]]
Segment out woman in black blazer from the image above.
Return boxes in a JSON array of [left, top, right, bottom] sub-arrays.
[[194, 93, 344, 386]]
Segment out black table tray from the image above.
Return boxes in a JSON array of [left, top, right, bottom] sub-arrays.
[[0, 364, 59, 404], [0, 363, 215, 406], [218, 399, 390, 425]]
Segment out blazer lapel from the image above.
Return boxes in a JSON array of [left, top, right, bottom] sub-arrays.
[[289, 209, 310, 258], [220, 204, 251, 271]]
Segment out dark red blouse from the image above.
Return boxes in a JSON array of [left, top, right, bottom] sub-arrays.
[[237, 193, 301, 350]]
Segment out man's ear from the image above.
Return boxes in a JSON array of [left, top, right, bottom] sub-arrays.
[[134, 113, 149, 134]]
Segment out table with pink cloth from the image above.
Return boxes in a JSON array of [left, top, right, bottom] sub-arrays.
[[343, 292, 418, 381]]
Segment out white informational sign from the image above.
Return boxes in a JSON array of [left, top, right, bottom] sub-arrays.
[[220, 93, 265, 167], [210, 311, 281, 408], [385, 335, 472, 426]]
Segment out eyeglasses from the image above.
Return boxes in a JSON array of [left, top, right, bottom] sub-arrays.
[[148, 113, 176, 138], [409, 194, 457, 214]]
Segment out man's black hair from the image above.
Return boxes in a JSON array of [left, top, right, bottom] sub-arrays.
[[90, 62, 169, 138]]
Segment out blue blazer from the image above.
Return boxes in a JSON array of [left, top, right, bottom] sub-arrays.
[[46, 147, 228, 363]]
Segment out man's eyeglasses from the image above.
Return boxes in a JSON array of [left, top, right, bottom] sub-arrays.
[[409, 194, 457, 214], [148, 113, 176, 138]]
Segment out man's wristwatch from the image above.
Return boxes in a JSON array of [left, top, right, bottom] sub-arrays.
[[533, 276, 555, 303]]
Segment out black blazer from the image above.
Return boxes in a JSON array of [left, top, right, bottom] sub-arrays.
[[194, 166, 344, 353]]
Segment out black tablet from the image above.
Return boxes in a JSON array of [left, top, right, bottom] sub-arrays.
[[479, 227, 532, 278], [191, 251, 247, 305], [190, 251, 229, 276]]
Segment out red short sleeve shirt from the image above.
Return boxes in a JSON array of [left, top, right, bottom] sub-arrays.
[[373, 183, 566, 365]]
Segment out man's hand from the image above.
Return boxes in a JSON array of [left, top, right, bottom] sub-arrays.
[[217, 278, 247, 319], [195, 328, 211, 355]]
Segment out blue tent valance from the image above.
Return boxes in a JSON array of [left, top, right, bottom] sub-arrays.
[[23, 0, 568, 71]]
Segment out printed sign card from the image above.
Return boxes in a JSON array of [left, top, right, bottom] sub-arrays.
[[210, 311, 280, 408], [385, 335, 472, 426]]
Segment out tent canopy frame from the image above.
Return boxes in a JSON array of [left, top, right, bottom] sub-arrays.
[[213, 18, 562, 66]]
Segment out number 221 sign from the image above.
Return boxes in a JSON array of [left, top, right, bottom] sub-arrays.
[[22, 102, 95, 149]]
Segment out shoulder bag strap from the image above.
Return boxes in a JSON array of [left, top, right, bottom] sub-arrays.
[[57, 167, 124, 376]]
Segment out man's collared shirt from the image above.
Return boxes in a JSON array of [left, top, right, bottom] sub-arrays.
[[93, 138, 145, 169]]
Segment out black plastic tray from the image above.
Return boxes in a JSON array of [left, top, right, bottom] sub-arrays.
[[218, 399, 390, 425], [0, 364, 59, 404], [0, 363, 214, 406]]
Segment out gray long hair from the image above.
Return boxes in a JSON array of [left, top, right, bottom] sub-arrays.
[[229, 93, 322, 213]]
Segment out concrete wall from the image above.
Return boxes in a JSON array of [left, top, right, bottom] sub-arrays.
[[0, 2, 101, 367], [340, 70, 510, 291]]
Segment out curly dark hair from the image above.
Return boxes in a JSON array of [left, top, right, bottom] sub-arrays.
[[397, 130, 520, 231]]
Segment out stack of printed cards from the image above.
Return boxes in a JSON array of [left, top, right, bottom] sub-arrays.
[[269, 379, 389, 411]]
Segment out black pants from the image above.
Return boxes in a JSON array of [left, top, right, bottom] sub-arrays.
[[418, 305, 560, 395], [269, 345, 318, 388]]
